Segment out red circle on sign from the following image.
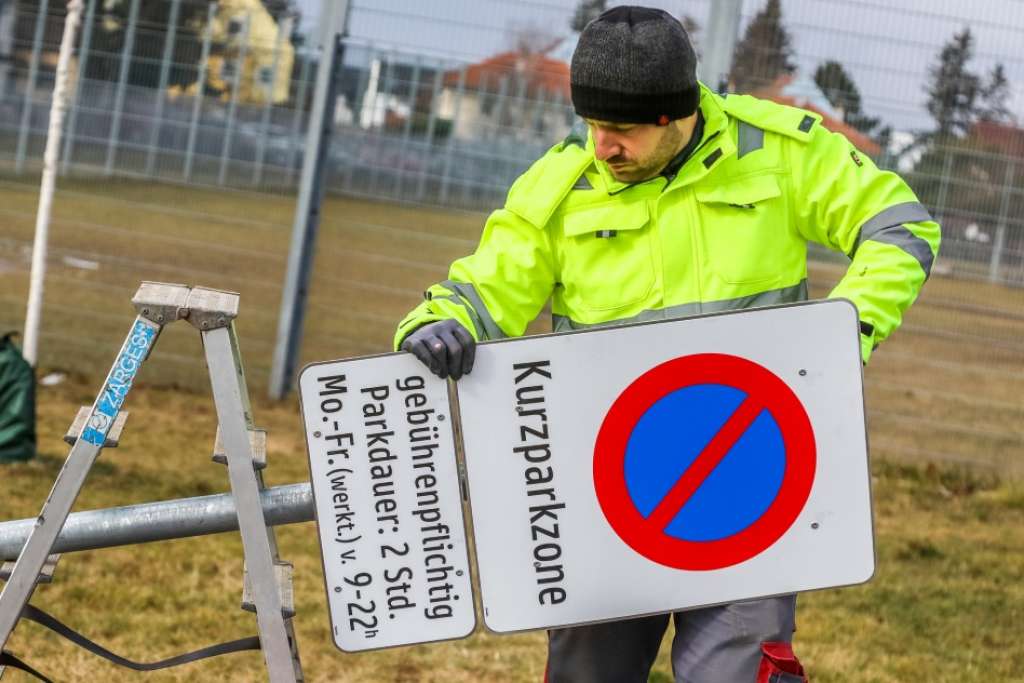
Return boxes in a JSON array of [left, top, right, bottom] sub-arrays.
[[593, 353, 816, 571]]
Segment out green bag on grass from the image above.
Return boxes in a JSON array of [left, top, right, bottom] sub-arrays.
[[0, 332, 36, 463]]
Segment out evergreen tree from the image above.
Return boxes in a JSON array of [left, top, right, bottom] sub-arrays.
[[979, 63, 1012, 123], [924, 28, 980, 141], [729, 0, 796, 93], [570, 0, 606, 33], [813, 60, 880, 135]]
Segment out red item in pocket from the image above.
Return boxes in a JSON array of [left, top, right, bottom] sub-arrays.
[[756, 641, 808, 682]]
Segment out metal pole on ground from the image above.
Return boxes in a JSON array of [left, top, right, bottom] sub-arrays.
[[60, 0, 95, 176], [14, 0, 48, 175], [0, 483, 314, 560], [184, 2, 216, 182], [699, 0, 742, 91], [104, 0, 139, 176], [22, 0, 85, 367], [145, 0, 181, 178], [268, 0, 349, 400]]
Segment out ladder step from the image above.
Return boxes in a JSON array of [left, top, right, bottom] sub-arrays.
[[241, 561, 295, 619], [132, 281, 190, 324], [212, 428, 267, 470], [0, 555, 61, 585], [184, 286, 239, 330], [64, 407, 129, 447]]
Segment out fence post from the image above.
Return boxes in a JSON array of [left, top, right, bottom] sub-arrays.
[[934, 150, 953, 227], [22, 0, 85, 367], [415, 65, 443, 201], [104, 0, 139, 176], [367, 51, 396, 197], [700, 0, 742, 91], [14, 0, 48, 175], [395, 55, 421, 197], [0, 0, 13, 102], [144, 0, 181, 178], [184, 2, 216, 181], [60, 0, 95, 176], [438, 65, 465, 204], [988, 160, 1015, 284], [268, 0, 349, 400], [218, 12, 250, 186], [253, 14, 292, 187], [341, 46, 373, 192], [285, 47, 312, 187]]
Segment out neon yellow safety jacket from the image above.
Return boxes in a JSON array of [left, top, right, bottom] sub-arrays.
[[394, 85, 941, 364]]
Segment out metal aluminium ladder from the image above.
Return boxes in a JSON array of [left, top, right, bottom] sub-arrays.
[[0, 282, 303, 682]]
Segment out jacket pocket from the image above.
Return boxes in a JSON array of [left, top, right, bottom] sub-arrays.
[[559, 201, 656, 312], [695, 174, 797, 285]]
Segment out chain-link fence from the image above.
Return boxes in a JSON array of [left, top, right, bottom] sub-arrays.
[[0, 0, 1021, 474]]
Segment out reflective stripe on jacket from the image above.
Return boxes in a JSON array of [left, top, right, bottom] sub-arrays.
[[394, 84, 940, 364]]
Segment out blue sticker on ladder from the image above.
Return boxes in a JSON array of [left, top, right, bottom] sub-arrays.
[[80, 320, 157, 446]]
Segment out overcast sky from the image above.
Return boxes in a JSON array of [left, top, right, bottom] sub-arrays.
[[296, 0, 1024, 133]]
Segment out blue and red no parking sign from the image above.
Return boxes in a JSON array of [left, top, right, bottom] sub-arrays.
[[593, 353, 816, 571]]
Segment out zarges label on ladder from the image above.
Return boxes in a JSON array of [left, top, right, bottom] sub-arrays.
[[299, 355, 475, 652]]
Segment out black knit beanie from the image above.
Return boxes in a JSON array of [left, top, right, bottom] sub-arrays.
[[571, 6, 699, 125]]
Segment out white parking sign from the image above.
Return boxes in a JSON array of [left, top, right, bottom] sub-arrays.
[[299, 355, 475, 651], [300, 300, 874, 646]]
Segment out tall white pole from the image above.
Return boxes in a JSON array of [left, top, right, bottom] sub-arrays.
[[23, 0, 85, 367]]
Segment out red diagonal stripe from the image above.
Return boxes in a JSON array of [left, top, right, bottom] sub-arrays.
[[645, 397, 764, 532]]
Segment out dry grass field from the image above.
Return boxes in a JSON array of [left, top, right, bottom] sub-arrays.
[[0, 176, 1022, 681]]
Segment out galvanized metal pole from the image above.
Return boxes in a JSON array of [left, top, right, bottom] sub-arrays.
[[145, 0, 181, 178], [104, 0, 139, 176], [988, 160, 1015, 284], [14, 0, 48, 175], [268, 0, 349, 400], [22, 0, 85, 367], [218, 12, 250, 186], [699, 0, 742, 91], [253, 14, 292, 187], [60, 0, 95, 176], [184, 2, 217, 182], [0, 483, 313, 560]]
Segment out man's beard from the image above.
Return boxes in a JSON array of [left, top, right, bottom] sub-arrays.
[[605, 125, 685, 183]]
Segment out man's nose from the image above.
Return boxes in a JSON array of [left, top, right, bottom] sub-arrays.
[[593, 129, 622, 161]]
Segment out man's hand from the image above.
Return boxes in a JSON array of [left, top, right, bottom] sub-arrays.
[[400, 319, 476, 380]]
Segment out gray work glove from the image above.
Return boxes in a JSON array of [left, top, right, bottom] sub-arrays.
[[400, 319, 476, 380]]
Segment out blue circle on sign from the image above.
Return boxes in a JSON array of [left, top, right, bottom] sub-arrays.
[[623, 384, 786, 542]]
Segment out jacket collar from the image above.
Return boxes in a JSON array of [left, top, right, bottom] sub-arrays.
[[589, 83, 736, 195]]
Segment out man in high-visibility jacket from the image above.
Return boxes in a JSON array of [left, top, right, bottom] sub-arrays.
[[394, 7, 939, 682]]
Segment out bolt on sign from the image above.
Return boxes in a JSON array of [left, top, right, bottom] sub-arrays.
[[300, 299, 873, 648]]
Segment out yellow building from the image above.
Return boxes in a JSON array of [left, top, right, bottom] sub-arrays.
[[194, 0, 295, 105]]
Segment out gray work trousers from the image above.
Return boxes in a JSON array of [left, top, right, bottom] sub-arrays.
[[545, 595, 797, 683]]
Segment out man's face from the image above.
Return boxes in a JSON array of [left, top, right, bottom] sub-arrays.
[[586, 119, 686, 183]]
